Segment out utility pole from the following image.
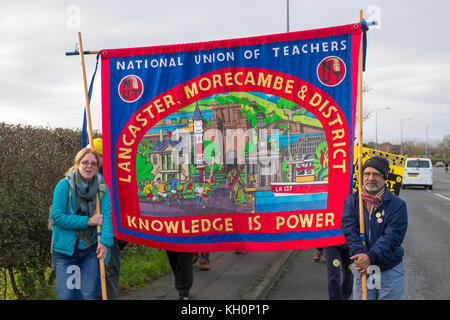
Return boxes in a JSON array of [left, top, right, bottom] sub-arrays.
[[286, 0, 290, 32], [400, 118, 412, 156], [375, 107, 390, 149], [425, 125, 434, 157]]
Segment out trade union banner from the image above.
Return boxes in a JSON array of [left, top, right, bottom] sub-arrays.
[[101, 23, 363, 251], [352, 147, 407, 196]]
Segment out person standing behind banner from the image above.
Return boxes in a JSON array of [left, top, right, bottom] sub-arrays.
[[323, 244, 353, 300], [313, 248, 323, 261], [341, 156, 408, 300], [51, 147, 114, 300], [165, 251, 194, 300], [193, 252, 210, 271]]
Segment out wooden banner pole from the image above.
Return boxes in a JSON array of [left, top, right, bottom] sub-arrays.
[[77, 32, 108, 300], [77, 32, 95, 146], [357, 10, 368, 300]]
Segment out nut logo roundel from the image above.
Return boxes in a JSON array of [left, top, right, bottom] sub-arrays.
[[317, 56, 346, 87], [118, 75, 144, 103]]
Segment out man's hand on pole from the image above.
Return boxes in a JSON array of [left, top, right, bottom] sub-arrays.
[[351, 253, 371, 276]]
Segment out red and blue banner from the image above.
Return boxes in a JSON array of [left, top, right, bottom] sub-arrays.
[[101, 23, 363, 251]]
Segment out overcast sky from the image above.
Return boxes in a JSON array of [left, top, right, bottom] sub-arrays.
[[1, 0, 449, 145]]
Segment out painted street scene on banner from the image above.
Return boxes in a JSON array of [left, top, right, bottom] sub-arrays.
[[136, 92, 328, 217]]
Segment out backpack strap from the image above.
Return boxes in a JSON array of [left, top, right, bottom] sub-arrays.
[[97, 173, 106, 200], [48, 179, 73, 231], [67, 178, 73, 215], [98, 183, 106, 199]]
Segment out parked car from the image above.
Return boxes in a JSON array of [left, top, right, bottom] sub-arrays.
[[402, 158, 433, 190], [435, 162, 445, 167]]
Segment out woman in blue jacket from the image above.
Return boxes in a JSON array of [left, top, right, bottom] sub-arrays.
[[51, 147, 113, 300]]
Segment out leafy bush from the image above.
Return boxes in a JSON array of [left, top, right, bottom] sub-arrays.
[[0, 123, 83, 299]]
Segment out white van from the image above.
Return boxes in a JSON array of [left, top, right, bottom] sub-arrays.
[[402, 158, 433, 190]]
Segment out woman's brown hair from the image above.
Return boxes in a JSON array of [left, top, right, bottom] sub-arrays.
[[65, 147, 102, 176]]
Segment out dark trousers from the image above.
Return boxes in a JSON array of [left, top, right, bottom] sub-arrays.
[[166, 251, 194, 298], [105, 238, 122, 300], [323, 245, 353, 300]]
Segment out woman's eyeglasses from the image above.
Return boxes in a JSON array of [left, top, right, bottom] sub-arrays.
[[81, 160, 97, 167]]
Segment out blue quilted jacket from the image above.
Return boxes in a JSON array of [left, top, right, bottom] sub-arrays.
[[51, 174, 114, 263], [341, 188, 408, 271]]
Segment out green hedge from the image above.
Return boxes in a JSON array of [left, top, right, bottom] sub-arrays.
[[0, 123, 84, 299], [0, 123, 170, 299]]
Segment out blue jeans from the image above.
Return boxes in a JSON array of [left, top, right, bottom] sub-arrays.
[[54, 244, 99, 300], [352, 261, 404, 300]]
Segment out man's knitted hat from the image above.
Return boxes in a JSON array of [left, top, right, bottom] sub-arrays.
[[362, 156, 390, 179]]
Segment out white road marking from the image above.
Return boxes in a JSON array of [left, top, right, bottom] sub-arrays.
[[435, 193, 450, 201]]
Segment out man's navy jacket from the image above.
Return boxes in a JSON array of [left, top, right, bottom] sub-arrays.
[[341, 188, 408, 271]]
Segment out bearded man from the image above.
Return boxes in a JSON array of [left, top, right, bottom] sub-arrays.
[[341, 156, 408, 300]]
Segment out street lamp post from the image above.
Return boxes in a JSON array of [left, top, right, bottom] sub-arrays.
[[375, 107, 391, 149], [445, 135, 449, 163], [286, 0, 290, 32], [425, 125, 434, 157], [401, 118, 412, 156]]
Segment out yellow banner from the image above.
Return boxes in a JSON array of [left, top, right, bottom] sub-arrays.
[[352, 147, 407, 196]]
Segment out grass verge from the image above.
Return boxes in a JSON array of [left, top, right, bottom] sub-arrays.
[[119, 244, 172, 293]]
